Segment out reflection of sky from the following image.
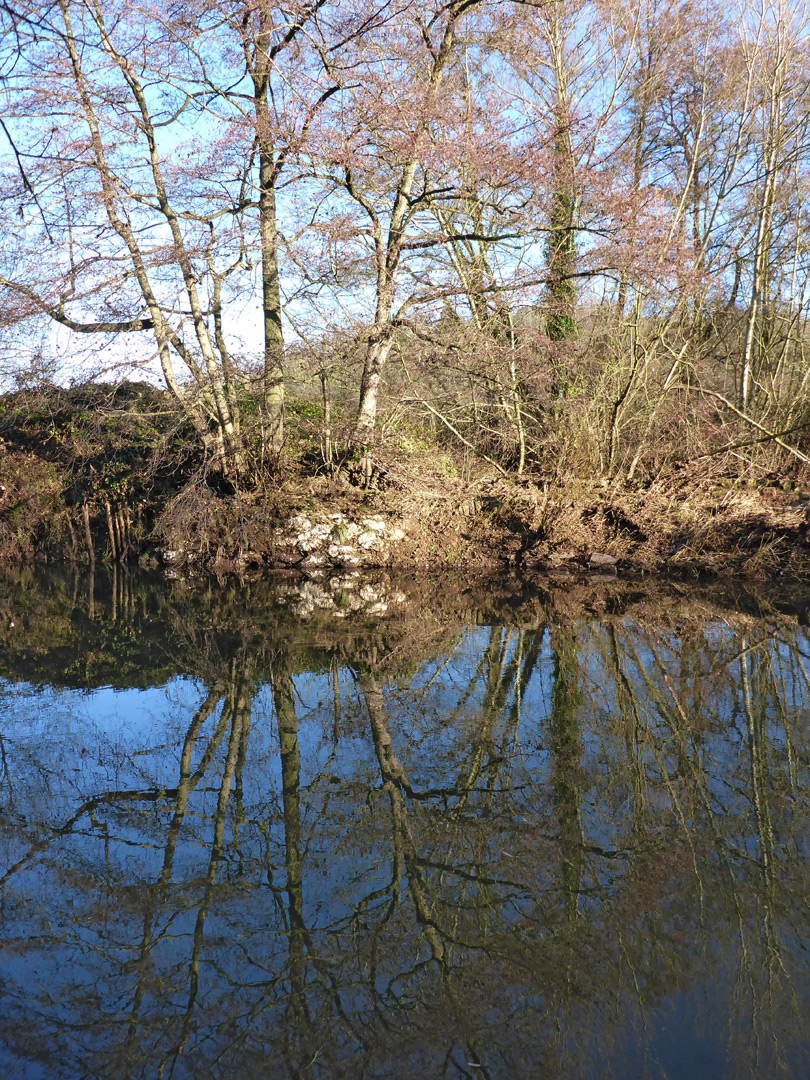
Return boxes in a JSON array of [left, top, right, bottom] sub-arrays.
[[3, 614, 809, 866]]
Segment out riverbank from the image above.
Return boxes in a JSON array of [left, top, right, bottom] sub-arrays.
[[2, 382, 810, 579], [134, 460, 810, 579]]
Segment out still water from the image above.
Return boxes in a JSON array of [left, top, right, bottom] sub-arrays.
[[1, 566, 810, 1079]]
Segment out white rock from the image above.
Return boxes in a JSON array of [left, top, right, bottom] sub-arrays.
[[357, 531, 381, 549], [362, 517, 386, 532], [328, 543, 359, 559], [298, 552, 325, 567]]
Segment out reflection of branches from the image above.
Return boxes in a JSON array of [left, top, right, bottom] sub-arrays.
[[360, 673, 446, 960], [451, 626, 545, 817], [358, 670, 496, 1080], [5, 574, 810, 1076], [1, 783, 190, 888], [451, 627, 510, 815], [163, 662, 249, 1078], [590, 615, 808, 1071], [122, 677, 228, 1072]]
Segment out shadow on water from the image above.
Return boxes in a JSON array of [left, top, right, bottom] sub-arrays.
[[1, 565, 810, 1078]]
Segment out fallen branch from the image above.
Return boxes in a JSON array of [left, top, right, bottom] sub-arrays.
[[686, 417, 810, 462], [673, 386, 810, 467]]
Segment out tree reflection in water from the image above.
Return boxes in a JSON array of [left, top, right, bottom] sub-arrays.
[[0, 567, 809, 1078]]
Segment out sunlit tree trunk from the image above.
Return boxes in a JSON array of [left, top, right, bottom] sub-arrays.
[[545, 122, 577, 341], [249, 4, 287, 457], [349, 3, 482, 445], [536, 0, 578, 342]]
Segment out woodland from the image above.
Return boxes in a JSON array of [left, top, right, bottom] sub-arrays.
[[1, 0, 810, 572]]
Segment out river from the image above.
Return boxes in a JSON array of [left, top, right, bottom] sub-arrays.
[[1, 566, 809, 1079]]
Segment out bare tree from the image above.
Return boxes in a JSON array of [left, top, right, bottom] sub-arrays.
[[307, 0, 500, 446]]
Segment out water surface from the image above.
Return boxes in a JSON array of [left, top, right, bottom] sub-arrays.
[[1, 566, 809, 1079]]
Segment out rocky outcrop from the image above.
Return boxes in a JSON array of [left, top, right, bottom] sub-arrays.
[[278, 512, 407, 570]]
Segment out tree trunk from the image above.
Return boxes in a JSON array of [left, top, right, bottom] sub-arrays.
[[259, 139, 285, 456], [546, 124, 577, 342], [354, 331, 393, 445]]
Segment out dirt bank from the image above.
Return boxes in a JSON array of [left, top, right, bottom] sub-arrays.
[[2, 384, 810, 579]]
